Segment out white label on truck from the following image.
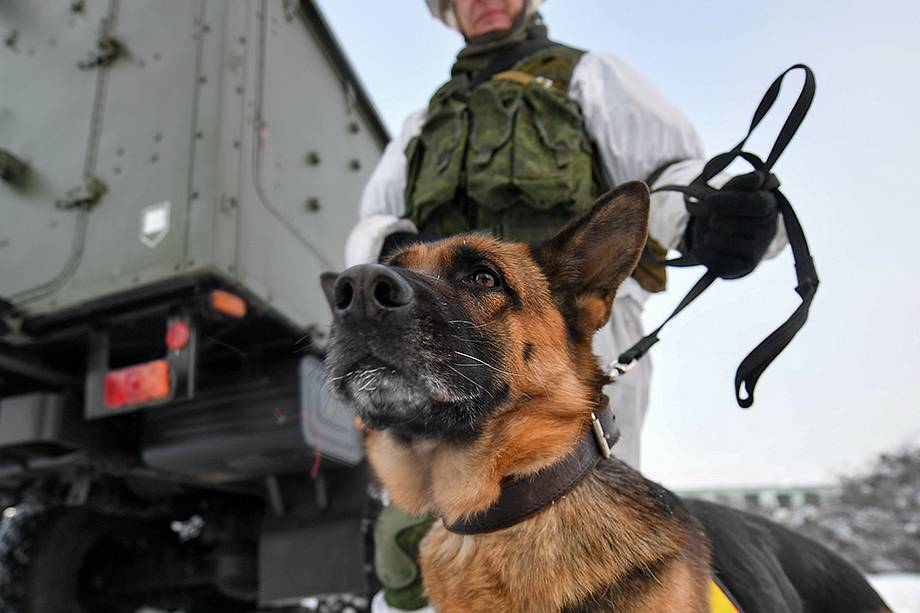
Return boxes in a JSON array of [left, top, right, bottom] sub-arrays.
[[140, 201, 171, 248]]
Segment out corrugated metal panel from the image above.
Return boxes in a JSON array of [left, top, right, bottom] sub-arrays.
[[0, 0, 386, 333]]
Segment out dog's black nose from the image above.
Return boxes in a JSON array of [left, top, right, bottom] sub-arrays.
[[331, 263, 414, 319]]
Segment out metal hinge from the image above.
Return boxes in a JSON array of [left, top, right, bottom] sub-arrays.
[[56, 177, 107, 210], [0, 149, 29, 186], [282, 0, 298, 22], [78, 34, 123, 70]]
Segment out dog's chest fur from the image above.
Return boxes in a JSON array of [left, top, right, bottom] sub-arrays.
[[419, 462, 712, 613]]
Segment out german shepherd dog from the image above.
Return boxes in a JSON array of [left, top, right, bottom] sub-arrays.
[[322, 182, 889, 612]]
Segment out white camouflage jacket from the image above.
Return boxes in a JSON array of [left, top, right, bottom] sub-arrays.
[[345, 52, 786, 304]]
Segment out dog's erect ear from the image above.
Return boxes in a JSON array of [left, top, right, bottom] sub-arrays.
[[537, 181, 650, 333], [320, 272, 339, 310]]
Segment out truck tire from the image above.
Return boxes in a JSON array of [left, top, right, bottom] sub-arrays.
[[0, 504, 38, 613], [0, 506, 126, 613], [0, 506, 249, 613]]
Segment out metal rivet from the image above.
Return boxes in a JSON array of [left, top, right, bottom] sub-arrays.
[[154, 133, 163, 142], [153, 52, 161, 61], [199, 76, 207, 84], [306, 151, 321, 166], [233, 140, 241, 149], [348, 122, 360, 134], [150, 154, 159, 163], [349, 159, 361, 171], [306, 197, 320, 212], [114, 166, 121, 175], [116, 147, 125, 156], [190, 191, 199, 200], [196, 131, 204, 139]]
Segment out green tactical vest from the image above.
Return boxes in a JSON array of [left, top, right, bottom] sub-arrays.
[[403, 42, 668, 292]]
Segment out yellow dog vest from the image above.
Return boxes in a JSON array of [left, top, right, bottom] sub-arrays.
[[710, 578, 741, 612]]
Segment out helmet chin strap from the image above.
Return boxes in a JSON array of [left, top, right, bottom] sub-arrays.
[[457, 2, 546, 59]]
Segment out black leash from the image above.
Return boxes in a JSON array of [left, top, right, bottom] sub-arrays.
[[615, 65, 819, 408]]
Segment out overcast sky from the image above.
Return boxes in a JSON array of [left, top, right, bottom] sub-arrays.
[[315, 0, 920, 489]]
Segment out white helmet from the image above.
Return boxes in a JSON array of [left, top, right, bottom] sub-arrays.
[[425, 0, 545, 32]]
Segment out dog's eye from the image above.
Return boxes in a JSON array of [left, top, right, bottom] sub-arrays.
[[475, 271, 497, 288], [467, 267, 501, 289]]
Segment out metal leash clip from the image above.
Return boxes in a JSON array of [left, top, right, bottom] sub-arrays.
[[607, 359, 637, 383]]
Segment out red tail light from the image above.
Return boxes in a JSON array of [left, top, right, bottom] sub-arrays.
[[165, 319, 191, 351], [104, 359, 171, 409]]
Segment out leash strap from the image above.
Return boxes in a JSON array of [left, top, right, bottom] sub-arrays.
[[616, 65, 819, 407], [462, 35, 556, 94]]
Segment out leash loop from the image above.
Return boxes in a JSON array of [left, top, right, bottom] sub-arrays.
[[617, 65, 818, 408]]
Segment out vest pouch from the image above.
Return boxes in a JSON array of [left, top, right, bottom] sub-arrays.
[[494, 204, 576, 243], [465, 84, 519, 211], [511, 83, 594, 210], [405, 98, 469, 229]]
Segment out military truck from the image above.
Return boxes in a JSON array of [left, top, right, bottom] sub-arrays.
[[0, 1, 385, 610]]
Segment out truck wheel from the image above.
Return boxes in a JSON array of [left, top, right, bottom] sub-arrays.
[[0, 505, 125, 613], [0, 504, 47, 613], [0, 506, 250, 613]]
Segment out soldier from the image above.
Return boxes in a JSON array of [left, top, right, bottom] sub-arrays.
[[345, 1, 786, 611]]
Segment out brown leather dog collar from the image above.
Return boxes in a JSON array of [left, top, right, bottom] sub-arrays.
[[445, 406, 619, 535]]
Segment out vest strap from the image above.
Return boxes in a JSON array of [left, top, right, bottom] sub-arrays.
[[462, 35, 555, 94]]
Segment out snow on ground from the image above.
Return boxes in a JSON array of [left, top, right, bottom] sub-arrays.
[[130, 576, 920, 613], [869, 573, 920, 613]]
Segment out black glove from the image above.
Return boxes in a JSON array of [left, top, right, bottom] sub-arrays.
[[684, 171, 780, 279], [379, 231, 419, 262]]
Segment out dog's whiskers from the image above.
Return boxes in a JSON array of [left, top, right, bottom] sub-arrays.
[[327, 370, 355, 383], [449, 334, 492, 346], [444, 363, 494, 399], [452, 351, 522, 377], [449, 319, 493, 329]]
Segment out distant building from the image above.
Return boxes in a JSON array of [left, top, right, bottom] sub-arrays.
[[677, 484, 836, 513]]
